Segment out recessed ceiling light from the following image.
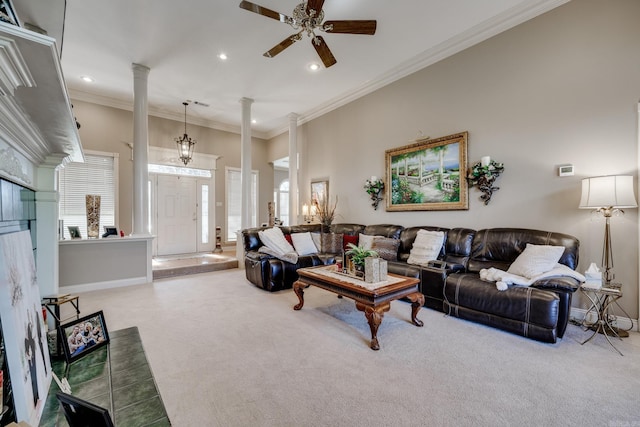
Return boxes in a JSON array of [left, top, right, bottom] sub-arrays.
[[80, 75, 94, 83], [251, 119, 257, 124], [308, 63, 320, 71], [218, 53, 228, 60]]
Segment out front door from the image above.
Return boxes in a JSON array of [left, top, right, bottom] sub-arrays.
[[157, 175, 197, 255]]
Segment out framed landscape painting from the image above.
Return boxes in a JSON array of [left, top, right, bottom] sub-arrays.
[[385, 132, 468, 211]]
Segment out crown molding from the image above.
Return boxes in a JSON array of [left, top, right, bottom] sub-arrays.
[[265, 0, 570, 139]]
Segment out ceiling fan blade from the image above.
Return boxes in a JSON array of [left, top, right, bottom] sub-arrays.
[[306, 0, 326, 17], [239, 0, 291, 23], [323, 20, 377, 35], [312, 36, 337, 68], [264, 34, 302, 58]]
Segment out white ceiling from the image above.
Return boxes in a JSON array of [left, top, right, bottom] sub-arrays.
[[13, 0, 566, 139]]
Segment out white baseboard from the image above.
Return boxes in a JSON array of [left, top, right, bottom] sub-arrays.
[[59, 276, 149, 294], [570, 307, 638, 332]]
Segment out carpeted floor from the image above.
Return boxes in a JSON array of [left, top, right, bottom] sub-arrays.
[[73, 268, 640, 427]]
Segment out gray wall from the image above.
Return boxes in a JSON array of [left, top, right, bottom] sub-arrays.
[[72, 100, 273, 240], [282, 0, 639, 317], [71, 0, 640, 318]]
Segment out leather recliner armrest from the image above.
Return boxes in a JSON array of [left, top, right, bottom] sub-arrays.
[[530, 276, 581, 293], [426, 260, 465, 273]]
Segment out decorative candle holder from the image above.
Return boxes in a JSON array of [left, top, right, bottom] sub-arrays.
[[364, 177, 385, 210], [467, 158, 504, 205]]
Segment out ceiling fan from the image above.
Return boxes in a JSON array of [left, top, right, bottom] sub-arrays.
[[239, 0, 377, 68]]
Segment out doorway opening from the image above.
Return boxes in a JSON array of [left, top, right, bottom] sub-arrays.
[[149, 163, 214, 256]]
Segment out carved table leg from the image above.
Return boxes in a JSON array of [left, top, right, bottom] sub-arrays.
[[293, 281, 308, 310], [356, 302, 390, 350], [406, 292, 425, 327]]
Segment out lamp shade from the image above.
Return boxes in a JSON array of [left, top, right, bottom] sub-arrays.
[[579, 175, 638, 209]]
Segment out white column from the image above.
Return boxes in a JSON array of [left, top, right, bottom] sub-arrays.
[[35, 154, 67, 297], [240, 97, 254, 229], [131, 63, 151, 236], [288, 113, 299, 225]]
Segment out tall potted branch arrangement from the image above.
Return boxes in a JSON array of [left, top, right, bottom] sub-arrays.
[[315, 196, 338, 228]]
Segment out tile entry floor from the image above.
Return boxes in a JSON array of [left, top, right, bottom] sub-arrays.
[[152, 249, 238, 279]]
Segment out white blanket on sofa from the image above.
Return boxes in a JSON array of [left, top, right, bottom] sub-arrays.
[[480, 264, 585, 291], [258, 246, 299, 264]]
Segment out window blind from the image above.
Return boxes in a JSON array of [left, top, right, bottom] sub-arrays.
[[59, 153, 116, 239]]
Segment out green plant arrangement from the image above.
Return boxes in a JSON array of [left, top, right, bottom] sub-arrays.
[[345, 243, 378, 270], [364, 178, 385, 210], [467, 159, 505, 205]]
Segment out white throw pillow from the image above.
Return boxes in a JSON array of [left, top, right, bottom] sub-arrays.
[[507, 243, 565, 279], [290, 232, 318, 256], [358, 233, 375, 250], [407, 230, 445, 266], [258, 227, 294, 255]]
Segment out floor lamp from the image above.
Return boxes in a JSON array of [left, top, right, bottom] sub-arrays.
[[579, 175, 638, 286]]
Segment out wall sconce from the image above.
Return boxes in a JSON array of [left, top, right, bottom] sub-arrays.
[[364, 176, 385, 210], [302, 203, 317, 223], [467, 156, 505, 205]]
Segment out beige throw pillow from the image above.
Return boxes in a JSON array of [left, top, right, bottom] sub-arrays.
[[507, 244, 565, 279], [407, 230, 445, 266], [258, 227, 294, 255], [290, 232, 318, 256], [358, 233, 375, 250]]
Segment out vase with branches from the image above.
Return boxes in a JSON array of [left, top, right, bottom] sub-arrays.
[[314, 196, 338, 227]]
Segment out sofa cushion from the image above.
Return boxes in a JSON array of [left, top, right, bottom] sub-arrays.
[[359, 233, 376, 250], [343, 234, 358, 251], [407, 230, 445, 266], [311, 232, 344, 253], [371, 236, 400, 261], [290, 232, 318, 256], [259, 227, 295, 254], [322, 232, 344, 253], [506, 244, 565, 279]]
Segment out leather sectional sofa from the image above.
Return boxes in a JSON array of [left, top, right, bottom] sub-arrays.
[[241, 223, 581, 343]]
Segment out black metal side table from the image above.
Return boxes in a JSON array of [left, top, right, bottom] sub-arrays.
[[580, 284, 631, 355], [41, 294, 80, 358]]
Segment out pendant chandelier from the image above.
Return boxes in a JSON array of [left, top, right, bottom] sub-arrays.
[[176, 101, 196, 166]]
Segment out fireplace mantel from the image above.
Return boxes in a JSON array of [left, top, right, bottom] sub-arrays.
[[0, 21, 84, 299], [0, 21, 82, 189]]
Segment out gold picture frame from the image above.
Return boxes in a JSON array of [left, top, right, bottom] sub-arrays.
[[310, 180, 328, 206], [385, 132, 468, 211]]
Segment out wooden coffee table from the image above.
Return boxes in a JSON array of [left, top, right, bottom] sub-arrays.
[[293, 265, 424, 350]]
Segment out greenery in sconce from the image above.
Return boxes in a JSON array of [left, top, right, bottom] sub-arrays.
[[364, 178, 385, 210], [467, 160, 505, 205]]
